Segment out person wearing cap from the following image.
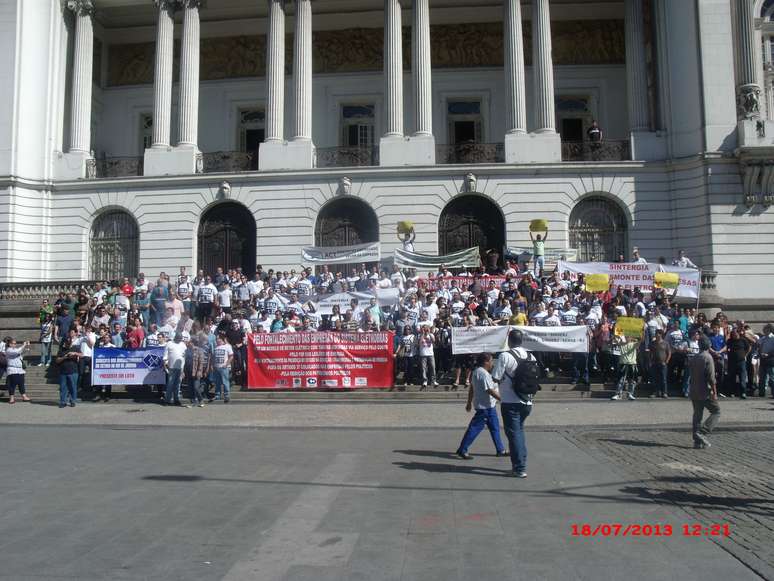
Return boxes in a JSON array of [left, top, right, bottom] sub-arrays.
[[688, 336, 720, 449], [163, 333, 188, 406]]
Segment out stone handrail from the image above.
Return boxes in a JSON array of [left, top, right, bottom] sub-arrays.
[[561, 140, 631, 162], [436, 143, 505, 164], [701, 270, 717, 291], [316, 146, 379, 168], [0, 281, 100, 301]]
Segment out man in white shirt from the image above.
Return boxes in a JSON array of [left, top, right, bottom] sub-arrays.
[[492, 329, 536, 478], [390, 265, 406, 292], [247, 273, 265, 298], [632, 248, 647, 264], [196, 277, 218, 320], [163, 333, 188, 406], [218, 282, 233, 314], [672, 249, 698, 269]]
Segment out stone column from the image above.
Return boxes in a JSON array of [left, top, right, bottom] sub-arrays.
[[151, 0, 175, 148], [178, 0, 201, 148], [625, 0, 650, 132], [67, 0, 95, 155], [292, 0, 312, 141], [504, 0, 526, 135], [383, 0, 403, 138], [265, 0, 286, 143], [412, 0, 432, 136], [532, 0, 556, 133], [735, 0, 760, 120]]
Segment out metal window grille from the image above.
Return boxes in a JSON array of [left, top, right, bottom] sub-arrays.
[[90, 211, 139, 281], [568, 197, 628, 263]]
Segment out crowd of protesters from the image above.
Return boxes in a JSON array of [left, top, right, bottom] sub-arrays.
[[0, 247, 772, 406]]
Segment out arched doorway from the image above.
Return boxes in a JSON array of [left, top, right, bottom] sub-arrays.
[[198, 203, 256, 275], [438, 195, 505, 268], [314, 197, 379, 274], [314, 197, 379, 248], [569, 196, 628, 262], [90, 210, 139, 281]]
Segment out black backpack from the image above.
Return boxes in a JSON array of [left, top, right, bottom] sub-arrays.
[[508, 349, 541, 395]]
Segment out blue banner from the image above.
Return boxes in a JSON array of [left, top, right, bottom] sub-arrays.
[[91, 347, 166, 386]]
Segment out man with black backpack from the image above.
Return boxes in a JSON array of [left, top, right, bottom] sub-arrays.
[[492, 329, 541, 478]]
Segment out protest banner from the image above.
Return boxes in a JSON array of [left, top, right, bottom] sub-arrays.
[[394, 247, 481, 269], [616, 316, 645, 338], [92, 347, 165, 386], [557, 261, 700, 298], [452, 326, 589, 354], [654, 271, 679, 289], [312, 288, 400, 315], [416, 276, 510, 292], [301, 242, 380, 264], [246, 332, 394, 389], [584, 273, 610, 292]]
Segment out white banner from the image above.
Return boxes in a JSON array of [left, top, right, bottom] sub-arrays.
[[312, 288, 400, 315], [452, 325, 589, 354], [505, 247, 578, 262], [92, 347, 166, 386], [556, 261, 701, 298], [394, 247, 481, 269], [302, 242, 381, 264]]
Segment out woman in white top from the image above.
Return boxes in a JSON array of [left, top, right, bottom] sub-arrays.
[[5, 337, 30, 404]]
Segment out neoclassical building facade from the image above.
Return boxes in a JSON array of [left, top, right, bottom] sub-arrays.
[[0, 0, 772, 305]]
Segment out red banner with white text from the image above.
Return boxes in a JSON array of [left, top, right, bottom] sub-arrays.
[[246, 332, 394, 389]]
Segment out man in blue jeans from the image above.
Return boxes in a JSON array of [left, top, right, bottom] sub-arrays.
[[492, 329, 535, 478], [456, 353, 508, 459]]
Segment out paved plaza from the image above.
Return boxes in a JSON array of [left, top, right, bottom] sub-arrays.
[[1, 399, 773, 580]]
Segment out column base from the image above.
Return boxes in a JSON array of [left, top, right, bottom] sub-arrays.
[[144, 146, 201, 176], [259, 140, 316, 171], [629, 131, 668, 161], [737, 119, 774, 147], [54, 151, 93, 180], [379, 134, 436, 166], [504, 131, 561, 163]]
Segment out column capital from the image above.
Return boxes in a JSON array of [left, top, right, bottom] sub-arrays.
[[180, 0, 204, 9], [154, 0, 177, 11], [66, 0, 94, 17]]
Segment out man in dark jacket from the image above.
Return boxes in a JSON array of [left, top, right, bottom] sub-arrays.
[[688, 337, 720, 449]]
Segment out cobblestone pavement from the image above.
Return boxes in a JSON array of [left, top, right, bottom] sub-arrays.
[[569, 427, 774, 580]]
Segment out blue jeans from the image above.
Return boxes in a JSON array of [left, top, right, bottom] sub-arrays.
[[40, 342, 52, 366], [152, 300, 166, 326], [189, 377, 203, 404], [500, 402, 532, 473], [726, 360, 747, 396], [165, 368, 182, 404], [535, 255, 545, 274], [571, 352, 590, 384], [682, 363, 692, 396], [214, 367, 230, 399], [457, 407, 506, 455], [761, 361, 774, 396], [59, 373, 78, 405], [651, 362, 668, 395]]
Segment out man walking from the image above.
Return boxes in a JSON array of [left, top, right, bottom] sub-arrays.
[[456, 353, 508, 460], [689, 337, 720, 449], [163, 333, 188, 406], [492, 329, 538, 478]]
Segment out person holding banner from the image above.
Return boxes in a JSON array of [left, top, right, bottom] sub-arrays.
[[456, 353, 508, 460], [611, 333, 639, 400], [529, 226, 548, 276]]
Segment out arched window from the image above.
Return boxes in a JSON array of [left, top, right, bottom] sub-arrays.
[[569, 197, 628, 262], [314, 198, 379, 247], [90, 210, 139, 281], [438, 195, 505, 270]]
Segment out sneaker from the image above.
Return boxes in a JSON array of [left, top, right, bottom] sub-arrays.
[[627, 393, 636, 400], [198, 402, 205, 408], [693, 441, 707, 449], [718, 393, 727, 398], [740, 394, 747, 399], [421, 382, 428, 387], [214, 395, 221, 401], [58, 403, 66, 409], [661, 393, 669, 399], [224, 397, 230, 403], [69, 402, 76, 407], [611, 394, 621, 400], [456, 451, 473, 460], [433, 381, 439, 387], [496, 450, 510, 457], [512, 471, 527, 478]]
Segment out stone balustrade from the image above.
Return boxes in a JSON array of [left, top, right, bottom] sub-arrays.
[[561, 140, 631, 162], [0, 281, 99, 301], [436, 143, 506, 164]]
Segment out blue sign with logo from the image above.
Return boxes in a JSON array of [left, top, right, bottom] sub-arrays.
[[92, 347, 166, 386]]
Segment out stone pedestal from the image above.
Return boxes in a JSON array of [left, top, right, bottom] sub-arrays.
[[379, 135, 436, 166], [629, 131, 668, 161], [54, 151, 93, 180], [258, 140, 316, 171], [737, 119, 774, 147], [144, 146, 200, 176], [505, 132, 560, 163]]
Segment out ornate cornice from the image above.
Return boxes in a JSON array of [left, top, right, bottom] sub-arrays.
[[66, 0, 94, 16], [180, 0, 204, 9]]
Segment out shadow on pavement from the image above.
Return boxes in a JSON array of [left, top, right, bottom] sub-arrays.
[[393, 449, 460, 460], [598, 438, 693, 449]]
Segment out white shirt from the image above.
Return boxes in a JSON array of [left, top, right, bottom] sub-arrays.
[[77, 332, 96, 358], [418, 333, 434, 357], [247, 279, 264, 296], [213, 343, 233, 368], [471, 367, 499, 410], [492, 347, 535, 405], [164, 341, 187, 370], [218, 289, 232, 308], [197, 284, 217, 304]]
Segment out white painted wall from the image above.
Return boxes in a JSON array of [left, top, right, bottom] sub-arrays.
[[0, 0, 18, 177], [95, 66, 629, 157]]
